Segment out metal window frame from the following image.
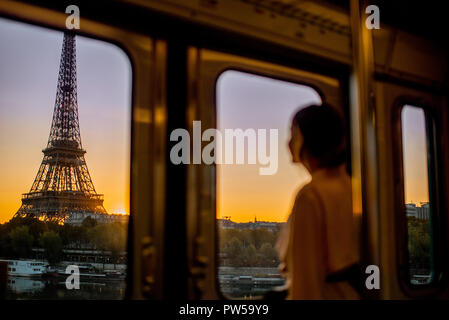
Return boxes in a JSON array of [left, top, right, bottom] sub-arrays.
[[0, 1, 167, 300], [392, 96, 446, 298], [186, 47, 345, 299]]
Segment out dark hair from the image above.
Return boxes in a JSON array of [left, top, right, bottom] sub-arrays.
[[292, 103, 346, 168]]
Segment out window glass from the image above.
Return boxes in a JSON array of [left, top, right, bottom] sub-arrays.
[[401, 105, 434, 285], [216, 70, 322, 298], [0, 18, 131, 299]]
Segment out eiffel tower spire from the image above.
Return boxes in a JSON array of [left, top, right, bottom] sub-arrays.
[[15, 32, 107, 223], [47, 31, 82, 151]]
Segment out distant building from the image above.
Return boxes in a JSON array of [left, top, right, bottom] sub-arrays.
[[217, 216, 283, 232], [217, 216, 235, 229], [417, 203, 430, 220], [405, 203, 430, 220], [405, 203, 417, 218], [65, 212, 129, 226]]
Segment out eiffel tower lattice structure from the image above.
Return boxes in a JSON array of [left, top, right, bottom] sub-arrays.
[[14, 32, 107, 223]]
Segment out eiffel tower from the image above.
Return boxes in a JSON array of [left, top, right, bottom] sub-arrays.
[[14, 32, 107, 223]]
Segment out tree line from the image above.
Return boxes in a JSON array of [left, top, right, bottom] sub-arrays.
[[0, 216, 127, 265], [221, 218, 432, 272], [407, 216, 431, 273], [219, 227, 281, 268], [2, 216, 428, 271]]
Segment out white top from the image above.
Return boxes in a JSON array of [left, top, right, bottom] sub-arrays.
[[276, 164, 360, 299]]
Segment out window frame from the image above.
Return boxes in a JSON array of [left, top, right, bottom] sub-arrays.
[[392, 96, 445, 297], [186, 47, 348, 299], [0, 3, 167, 300], [214, 68, 328, 299]]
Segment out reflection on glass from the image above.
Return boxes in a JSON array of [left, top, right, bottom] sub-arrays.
[[401, 105, 434, 285], [0, 18, 131, 299], [216, 70, 322, 298]]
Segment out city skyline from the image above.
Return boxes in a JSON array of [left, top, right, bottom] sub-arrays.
[[218, 199, 430, 223]]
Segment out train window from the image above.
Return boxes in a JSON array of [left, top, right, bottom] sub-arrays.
[[0, 18, 131, 299], [216, 70, 322, 298], [401, 105, 435, 285]]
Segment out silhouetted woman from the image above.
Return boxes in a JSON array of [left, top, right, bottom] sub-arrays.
[[276, 103, 360, 299]]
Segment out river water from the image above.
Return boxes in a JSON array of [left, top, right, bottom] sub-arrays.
[[6, 276, 126, 300]]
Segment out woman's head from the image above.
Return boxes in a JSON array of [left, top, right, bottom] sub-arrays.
[[288, 103, 346, 170]]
